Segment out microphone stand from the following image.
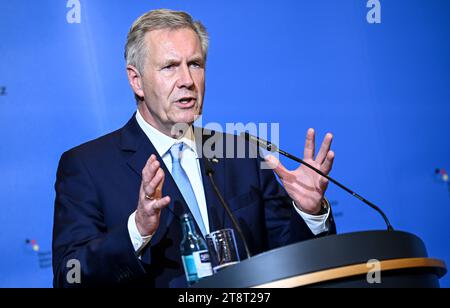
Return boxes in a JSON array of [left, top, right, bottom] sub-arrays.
[[204, 158, 252, 259]]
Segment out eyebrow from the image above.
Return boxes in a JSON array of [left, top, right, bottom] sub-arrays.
[[160, 58, 180, 67], [160, 55, 204, 67], [188, 55, 204, 63]]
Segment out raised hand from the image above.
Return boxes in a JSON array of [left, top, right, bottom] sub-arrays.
[[266, 128, 335, 215], [135, 155, 171, 236]]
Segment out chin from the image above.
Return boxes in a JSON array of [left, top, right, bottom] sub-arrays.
[[174, 111, 200, 125]]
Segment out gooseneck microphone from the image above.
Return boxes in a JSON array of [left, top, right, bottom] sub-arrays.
[[203, 158, 252, 259], [241, 132, 394, 231]]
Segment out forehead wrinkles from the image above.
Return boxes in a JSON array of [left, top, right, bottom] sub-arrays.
[[146, 29, 202, 62]]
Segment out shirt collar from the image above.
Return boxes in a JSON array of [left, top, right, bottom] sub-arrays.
[[135, 109, 198, 158]]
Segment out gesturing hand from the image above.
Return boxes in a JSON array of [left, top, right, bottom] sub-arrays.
[[135, 155, 171, 237], [266, 129, 335, 215]]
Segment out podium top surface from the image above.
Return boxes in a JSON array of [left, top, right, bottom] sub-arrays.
[[193, 230, 447, 288]]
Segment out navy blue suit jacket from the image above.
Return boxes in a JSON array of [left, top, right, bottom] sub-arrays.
[[52, 114, 336, 287]]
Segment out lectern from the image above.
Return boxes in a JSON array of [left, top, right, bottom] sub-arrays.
[[193, 231, 447, 288]]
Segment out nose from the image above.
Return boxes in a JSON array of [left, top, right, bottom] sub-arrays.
[[176, 63, 194, 89]]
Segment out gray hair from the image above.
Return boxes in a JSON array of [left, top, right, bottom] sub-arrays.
[[125, 9, 209, 75]]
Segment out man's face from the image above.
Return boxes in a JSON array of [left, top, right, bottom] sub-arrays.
[[138, 28, 205, 136]]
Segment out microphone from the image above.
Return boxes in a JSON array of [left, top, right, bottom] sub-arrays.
[[203, 158, 252, 259], [241, 132, 394, 231]]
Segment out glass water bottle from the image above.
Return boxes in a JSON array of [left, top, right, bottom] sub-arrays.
[[180, 213, 213, 285]]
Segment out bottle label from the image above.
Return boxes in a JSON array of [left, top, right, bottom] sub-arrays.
[[181, 255, 198, 284], [193, 250, 213, 278]]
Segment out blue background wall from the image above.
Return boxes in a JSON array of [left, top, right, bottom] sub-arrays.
[[0, 0, 449, 287]]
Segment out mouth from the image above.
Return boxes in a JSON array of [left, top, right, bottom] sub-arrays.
[[174, 97, 197, 109]]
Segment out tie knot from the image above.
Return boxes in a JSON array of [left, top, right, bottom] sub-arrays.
[[169, 143, 184, 163]]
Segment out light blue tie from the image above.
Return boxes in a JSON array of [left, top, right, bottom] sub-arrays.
[[169, 143, 207, 236]]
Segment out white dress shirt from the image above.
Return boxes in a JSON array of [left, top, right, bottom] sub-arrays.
[[128, 110, 330, 253]]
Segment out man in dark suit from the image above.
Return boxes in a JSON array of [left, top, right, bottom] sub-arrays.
[[53, 9, 336, 288]]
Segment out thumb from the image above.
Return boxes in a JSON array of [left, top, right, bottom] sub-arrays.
[[265, 155, 290, 180]]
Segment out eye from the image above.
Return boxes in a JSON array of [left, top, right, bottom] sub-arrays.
[[189, 62, 203, 69], [162, 64, 176, 71]]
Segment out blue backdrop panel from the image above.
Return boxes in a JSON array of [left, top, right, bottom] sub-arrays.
[[0, 0, 449, 287]]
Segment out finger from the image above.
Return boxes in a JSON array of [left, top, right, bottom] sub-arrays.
[[265, 155, 291, 180], [142, 155, 158, 179], [319, 151, 334, 188], [142, 157, 160, 183], [153, 196, 171, 211], [139, 195, 171, 218], [144, 154, 157, 168], [316, 133, 333, 164], [143, 168, 165, 197], [304, 128, 315, 160], [146, 154, 157, 165], [321, 150, 335, 176], [154, 170, 165, 199]]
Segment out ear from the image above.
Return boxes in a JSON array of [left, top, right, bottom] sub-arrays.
[[126, 65, 145, 99]]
